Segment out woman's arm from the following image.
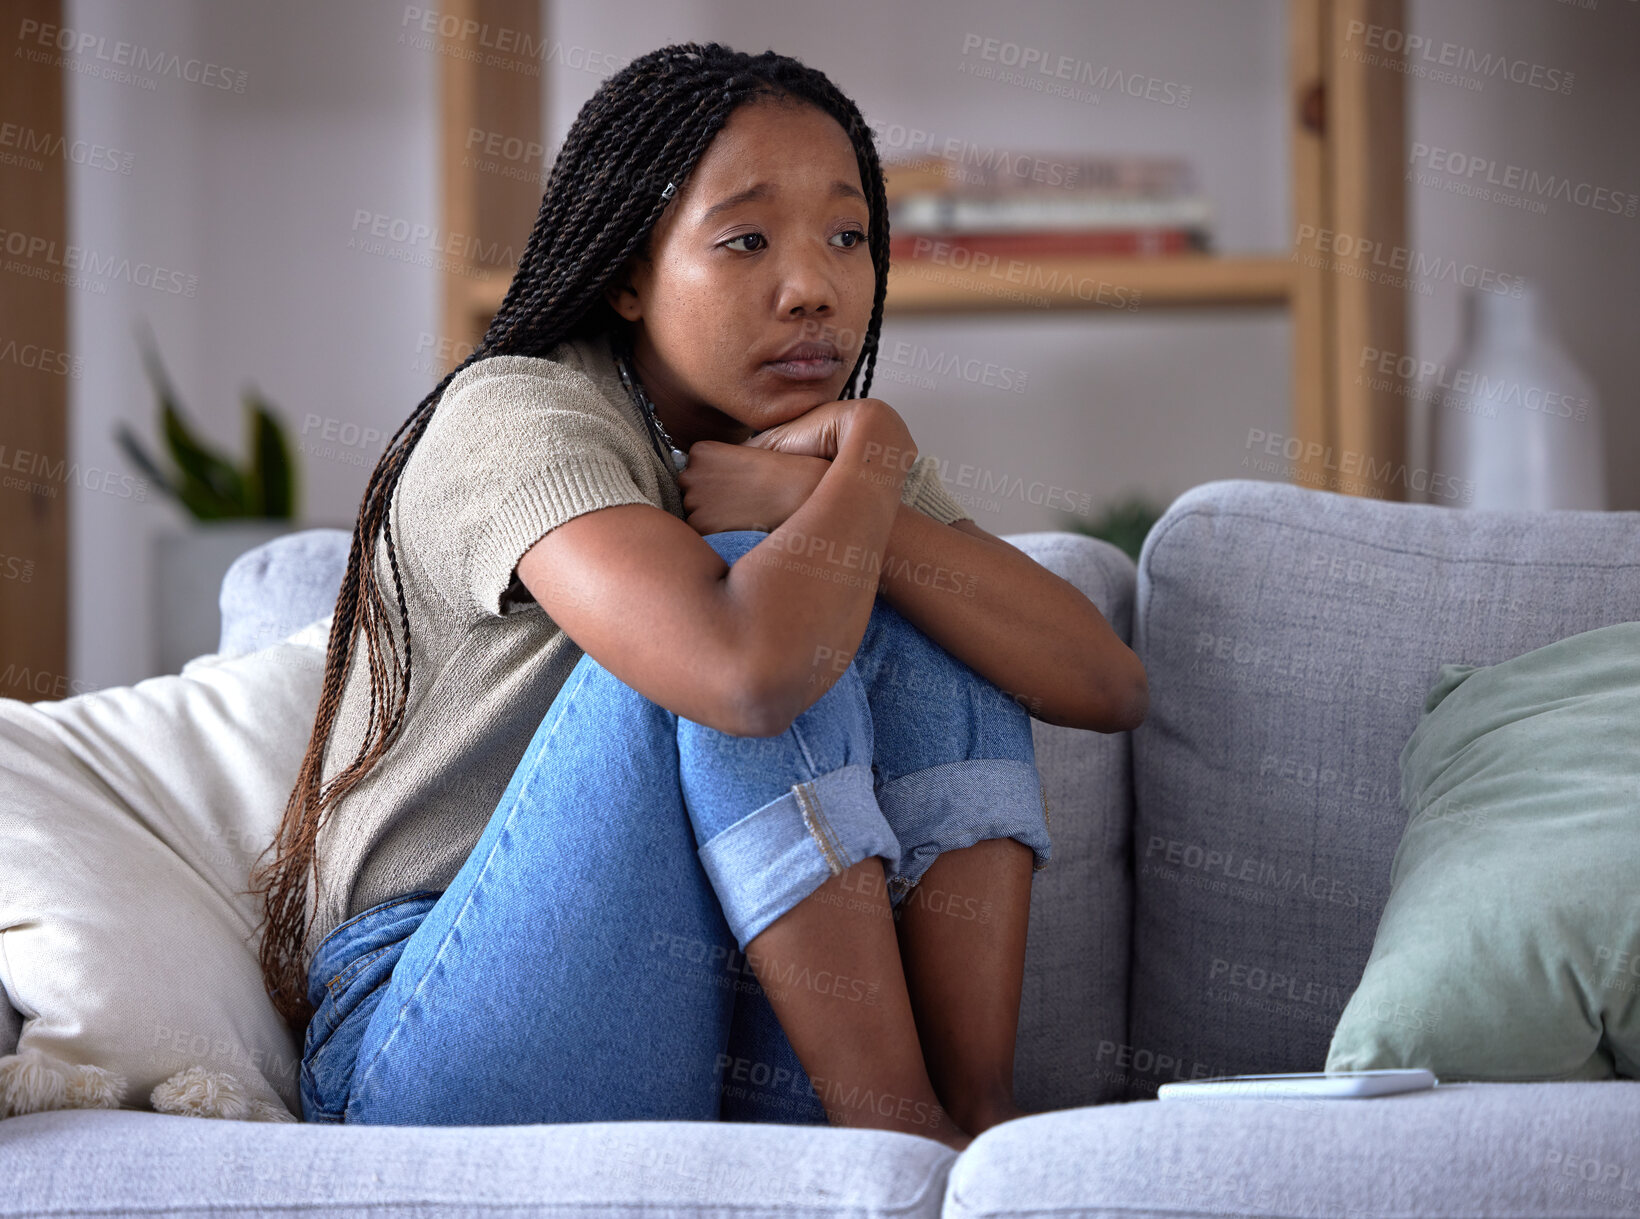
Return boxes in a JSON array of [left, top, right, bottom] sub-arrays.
[[675, 427, 1146, 734], [729, 402, 919, 733], [516, 402, 913, 739], [863, 506, 1147, 733]]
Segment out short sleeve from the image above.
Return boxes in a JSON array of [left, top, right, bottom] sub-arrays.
[[398, 360, 660, 621], [899, 454, 972, 526]]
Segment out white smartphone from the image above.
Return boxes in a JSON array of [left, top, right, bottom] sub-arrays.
[[1157, 1068, 1437, 1100]]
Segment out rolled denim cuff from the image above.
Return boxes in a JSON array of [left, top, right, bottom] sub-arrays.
[[695, 761, 902, 949], [876, 758, 1053, 906]]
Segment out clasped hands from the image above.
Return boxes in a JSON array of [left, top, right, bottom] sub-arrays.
[[675, 398, 911, 537], [675, 442, 830, 537]]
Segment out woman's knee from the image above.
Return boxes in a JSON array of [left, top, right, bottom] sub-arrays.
[[700, 529, 771, 568], [556, 527, 882, 744], [697, 528, 1022, 737], [852, 601, 1036, 781], [864, 598, 1026, 709]]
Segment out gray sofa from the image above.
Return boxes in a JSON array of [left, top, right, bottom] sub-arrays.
[[5, 477, 1639, 1217]]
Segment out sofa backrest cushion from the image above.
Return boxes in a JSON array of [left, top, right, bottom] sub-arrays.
[[218, 527, 352, 657], [1003, 533, 1137, 1110], [1126, 479, 1640, 1097]]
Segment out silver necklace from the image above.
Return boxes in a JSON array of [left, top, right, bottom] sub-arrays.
[[613, 341, 687, 474]]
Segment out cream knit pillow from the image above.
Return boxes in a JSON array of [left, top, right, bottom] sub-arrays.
[[0, 615, 331, 1122]]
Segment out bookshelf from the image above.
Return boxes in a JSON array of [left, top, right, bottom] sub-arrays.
[[439, 0, 1407, 497]]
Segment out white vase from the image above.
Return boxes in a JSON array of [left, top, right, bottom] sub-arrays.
[[1427, 281, 1605, 511], [152, 520, 297, 676]]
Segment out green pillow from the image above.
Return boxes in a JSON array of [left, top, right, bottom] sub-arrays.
[[1327, 621, 1640, 1081]]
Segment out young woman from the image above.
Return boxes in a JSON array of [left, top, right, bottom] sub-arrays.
[[249, 42, 1146, 1151]]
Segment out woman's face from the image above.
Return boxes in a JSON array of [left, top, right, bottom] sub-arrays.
[[603, 97, 877, 448]]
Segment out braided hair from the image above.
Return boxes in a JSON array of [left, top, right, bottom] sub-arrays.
[[248, 42, 893, 1032]]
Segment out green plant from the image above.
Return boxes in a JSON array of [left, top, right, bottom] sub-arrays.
[[1063, 492, 1166, 562], [115, 324, 296, 520]]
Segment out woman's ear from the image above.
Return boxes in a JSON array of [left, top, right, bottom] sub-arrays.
[[604, 254, 647, 322], [603, 279, 637, 321]]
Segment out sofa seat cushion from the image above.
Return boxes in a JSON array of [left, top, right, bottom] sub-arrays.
[[946, 1082, 1640, 1218], [0, 1109, 954, 1218]]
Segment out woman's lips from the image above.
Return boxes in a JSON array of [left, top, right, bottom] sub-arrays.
[[763, 356, 843, 381]]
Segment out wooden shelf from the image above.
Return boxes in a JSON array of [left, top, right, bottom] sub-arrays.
[[883, 254, 1293, 314], [466, 255, 1293, 329]]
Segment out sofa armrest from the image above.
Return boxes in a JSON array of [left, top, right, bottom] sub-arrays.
[[1000, 531, 1137, 1110]]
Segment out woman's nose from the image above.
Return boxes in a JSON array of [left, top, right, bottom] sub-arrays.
[[773, 244, 838, 315]]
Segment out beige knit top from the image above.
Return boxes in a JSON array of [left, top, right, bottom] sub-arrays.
[[303, 328, 972, 970]]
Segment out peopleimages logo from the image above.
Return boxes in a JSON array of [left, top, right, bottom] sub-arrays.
[[1207, 958, 1350, 1012], [0, 228, 198, 297], [1292, 224, 1524, 298], [1358, 346, 1592, 422], [958, 34, 1192, 108], [0, 442, 147, 502], [866, 120, 1087, 190], [1142, 835, 1362, 908], [1342, 20, 1575, 95], [0, 122, 134, 175], [14, 19, 249, 92], [1242, 428, 1475, 504], [1408, 143, 1637, 218]]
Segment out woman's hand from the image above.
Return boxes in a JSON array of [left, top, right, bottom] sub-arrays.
[[676, 442, 831, 536], [677, 398, 916, 536], [740, 397, 910, 462]]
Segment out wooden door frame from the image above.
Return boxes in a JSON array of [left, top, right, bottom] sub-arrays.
[[1291, 0, 1409, 498], [438, 0, 545, 355], [0, 0, 70, 696]]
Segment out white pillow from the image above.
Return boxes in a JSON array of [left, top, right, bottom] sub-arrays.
[[0, 615, 332, 1122]]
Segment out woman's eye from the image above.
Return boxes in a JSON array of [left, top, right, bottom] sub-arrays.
[[721, 229, 867, 253]]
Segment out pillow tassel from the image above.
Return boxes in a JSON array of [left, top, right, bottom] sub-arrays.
[[0, 1049, 127, 1118], [150, 1064, 297, 1122]]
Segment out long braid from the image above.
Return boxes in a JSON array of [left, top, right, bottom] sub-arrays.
[[247, 42, 893, 1032]]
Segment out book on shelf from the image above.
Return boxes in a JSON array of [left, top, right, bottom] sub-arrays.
[[883, 153, 1199, 201], [894, 191, 1212, 232], [883, 152, 1213, 259], [890, 228, 1207, 262]]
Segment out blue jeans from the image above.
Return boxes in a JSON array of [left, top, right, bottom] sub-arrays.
[[299, 529, 1051, 1127]]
